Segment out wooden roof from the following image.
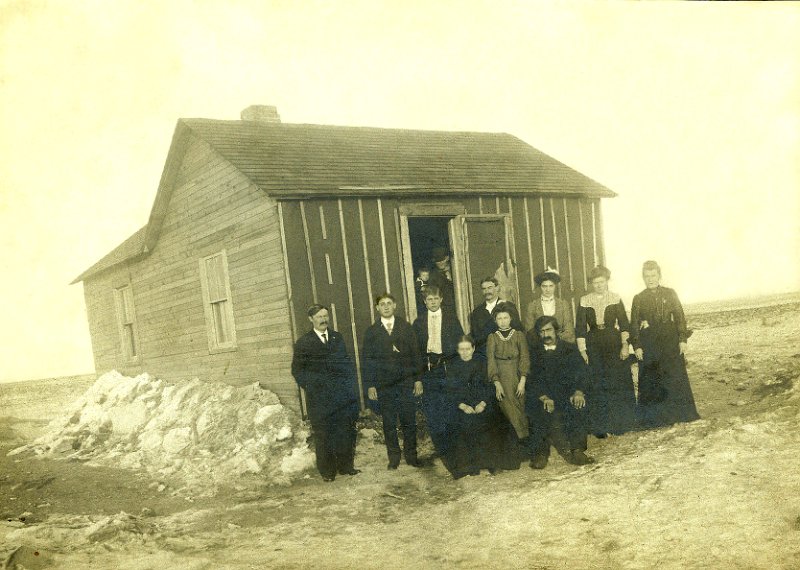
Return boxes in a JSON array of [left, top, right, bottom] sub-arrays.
[[73, 118, 616, 283]]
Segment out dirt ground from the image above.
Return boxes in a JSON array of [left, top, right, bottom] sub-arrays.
[[2, 301, 800, 569]]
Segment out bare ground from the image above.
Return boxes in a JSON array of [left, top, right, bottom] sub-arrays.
[[2, 302, 800, 569]]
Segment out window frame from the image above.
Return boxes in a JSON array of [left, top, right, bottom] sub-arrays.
[[114, 283, 141, 364], [198, 249, 238, 354]]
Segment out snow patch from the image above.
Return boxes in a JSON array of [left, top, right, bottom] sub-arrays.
[[9, 371, 315, 491]]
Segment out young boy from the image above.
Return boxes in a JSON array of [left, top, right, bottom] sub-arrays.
[[415, 266, 430, 313]]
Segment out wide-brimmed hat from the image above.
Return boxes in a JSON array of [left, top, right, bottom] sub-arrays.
[[534, 267, 561, 286], [431, 247, 450, 262]]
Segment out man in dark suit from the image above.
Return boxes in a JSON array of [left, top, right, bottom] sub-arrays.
[[412, 285, 464, 461], [526, 315, 595, 469], [291, 304, 361, 482], [428, 247, 456, 311], [362, 293, 423, 469], [469, 276, 525, 360]]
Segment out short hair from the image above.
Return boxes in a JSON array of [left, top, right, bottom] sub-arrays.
[[457, 334, 475, 347], [642, 260, 662, 276], [587, 265, 611, 283], [374, 292, 396, 305], [424, 285, 441, 299], [534, 315, 560, 335], [481, 276, 499, 287], [307, 304, 329, 317]]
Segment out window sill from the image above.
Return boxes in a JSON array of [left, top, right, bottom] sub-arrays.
[[208, 345, 238, 355]]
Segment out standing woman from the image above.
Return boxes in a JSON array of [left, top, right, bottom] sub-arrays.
[[630, 261, 700, 428], [487, 309, 530, 469], [525, 267, 576, 343], [576, 266, 637, 435]]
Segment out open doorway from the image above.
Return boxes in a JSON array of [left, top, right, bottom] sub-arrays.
[[406, 216, 455, 317]]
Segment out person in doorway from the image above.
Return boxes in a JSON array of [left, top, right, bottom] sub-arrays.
[[470, 276, 524, 361], [412, 286, 464, 462], [444, 335, 496, 479], [525, 267, 576, 344], [575, 266, 637, 436], [527, 316, 595, 468], [428, 247, 456, 311], [291, 304, 361, 482], [414, 265, 431, 314], [630, 260, 700, 428], [362, 293, 424, 469]]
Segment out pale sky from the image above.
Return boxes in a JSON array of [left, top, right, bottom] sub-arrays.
[[1, 1, 798, 382]]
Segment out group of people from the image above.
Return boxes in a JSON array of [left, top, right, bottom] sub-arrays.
[[291, 254, 699, 482]]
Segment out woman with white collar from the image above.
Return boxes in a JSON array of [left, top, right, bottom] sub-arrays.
[[524, 268, 576, 344], [575, 266, 637, 436]]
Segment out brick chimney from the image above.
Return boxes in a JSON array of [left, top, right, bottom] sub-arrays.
[[240, 105, 281, 123]]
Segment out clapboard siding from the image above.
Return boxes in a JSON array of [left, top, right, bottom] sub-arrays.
[[83, 134, 299, 411]]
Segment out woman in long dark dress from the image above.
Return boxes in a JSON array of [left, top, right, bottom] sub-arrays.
[[630, 260, 700, 428], [443, 335, 496, 478], [576, 266, 638, 435]]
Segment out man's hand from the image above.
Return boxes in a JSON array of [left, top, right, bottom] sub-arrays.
[[619, 344, 629, 361], [540, 396, 554, 413], [413, 380, 424, 397], [368, 387, 378, 401], [495, 381, 505, 401], [580, 350, 589, 365], [679, 342, 687, 356], [570, 390, 586, 409], [516, 377, 526, 398], [635, 348, 644, 361]]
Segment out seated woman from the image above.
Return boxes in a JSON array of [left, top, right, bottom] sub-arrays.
[[630, 260, 700, 428], [525, 267, 576, 343], [443, 335, 496, 478]]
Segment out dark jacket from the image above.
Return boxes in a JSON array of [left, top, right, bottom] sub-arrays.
[[445, 358, 494, 411], [428, 266, 455, 310], [470, 299, 524, 357], [629, 286, 690, 349], [412, 308, 464, 363], [361, 316, 421, 390], [527, 340, 587, 410], [291, 329, 359, 423]]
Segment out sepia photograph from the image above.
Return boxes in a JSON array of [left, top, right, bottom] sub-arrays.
[[1, 1, 799, 568]]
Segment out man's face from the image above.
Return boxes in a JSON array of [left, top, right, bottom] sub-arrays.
[[308, 308, 329, 332], [482, 281, 499, 302], [376, 297, 396, 319], [424, 293, 442, 312], [457, 341, 475, 362], [539, 322, 557, 345], [643, 268, 661, 290], [435, 257, 449, 270], [540, 280, 556, 298]]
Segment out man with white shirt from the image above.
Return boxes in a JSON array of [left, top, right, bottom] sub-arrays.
[[291, 304, 361, 482], [412, 286, 464, 462], [526, 315, 594, 469], [524, 268, 576, 344], [362, 293, 423, 469], [469, 276, 524, 360]]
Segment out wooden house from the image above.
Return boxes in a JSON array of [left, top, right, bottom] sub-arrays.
[[73, 105, 616, 413]]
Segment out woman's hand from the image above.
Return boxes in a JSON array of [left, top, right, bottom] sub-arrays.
[[459, 403, 475, 414], [540, 396, 554, 413], [494, 381, 505, 401], [474, 401, 486, 414], [516, 377, 526, 398], [580, 350, 589, 365]]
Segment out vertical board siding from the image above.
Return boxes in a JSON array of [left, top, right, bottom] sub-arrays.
[[550, 198, 571, 302], [509, 197, 534, 312], [566, 198, 589, 302], [379, 199, 407, 317]]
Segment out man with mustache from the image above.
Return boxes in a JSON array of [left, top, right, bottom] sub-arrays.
[[469, 276, 524, 361], [291, 304, 361, 482]]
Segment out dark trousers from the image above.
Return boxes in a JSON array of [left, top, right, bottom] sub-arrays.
[[377, 383, 418, 462], [312, 411, 357, 479], [528, 403, 588, 459], [421, 363, 454, 457]]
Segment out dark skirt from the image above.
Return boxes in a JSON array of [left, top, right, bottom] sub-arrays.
[[585, 328, 638, 435], [636, 323, 700, 428]]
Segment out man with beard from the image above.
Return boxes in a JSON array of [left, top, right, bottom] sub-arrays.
[[362, 293, 424, 469], [469, 276, 524, 361], [291, 304, 361, 482], [527, 315, 595, 468], [412, 286, 464, 463]]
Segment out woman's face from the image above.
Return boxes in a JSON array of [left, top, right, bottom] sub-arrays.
[[457, 341, 475, 361], [591, 276, 608, 294], [495, 311, 512, 330], [643, 268, 661, 289], [540, 280, 556, 297]]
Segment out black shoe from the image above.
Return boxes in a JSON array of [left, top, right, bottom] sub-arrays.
[[529, 454, 548, 470], [388, 455, 401, 470], [322, 475, 335, 482], [339, 468, 361, 476], [567, 450, 596, 466], [405, 456, 422, 467]]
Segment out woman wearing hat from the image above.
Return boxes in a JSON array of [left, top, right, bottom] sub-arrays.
[[576, 266, 637, 435], [629, 260, 699, 428], [524, 268, 576, 344]]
